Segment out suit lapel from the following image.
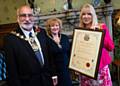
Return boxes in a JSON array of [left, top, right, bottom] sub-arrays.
[[15, 28, 42, 64]]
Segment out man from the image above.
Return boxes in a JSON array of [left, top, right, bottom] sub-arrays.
[[4, 5, 56, 86]]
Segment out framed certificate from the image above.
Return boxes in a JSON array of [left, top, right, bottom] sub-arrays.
[[69, 27, 105, 79]]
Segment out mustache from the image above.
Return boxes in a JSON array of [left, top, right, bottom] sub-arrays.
[[23, 20, 34, 24]]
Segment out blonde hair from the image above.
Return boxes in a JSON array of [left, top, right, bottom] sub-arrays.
[[45, 18, 62, 37], [79, 4, 98, 28]]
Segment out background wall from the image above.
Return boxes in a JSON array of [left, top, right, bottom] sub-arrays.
[[34, 0, 90, 13], [112, 0, 120, 9], [0, 0, 120, 25], [0, 0, 26, 24]]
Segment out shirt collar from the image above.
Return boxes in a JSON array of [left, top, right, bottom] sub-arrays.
[[20, 27, 35, 39]]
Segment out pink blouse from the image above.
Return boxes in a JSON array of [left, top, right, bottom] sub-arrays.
[[99, 23, 114, 70]]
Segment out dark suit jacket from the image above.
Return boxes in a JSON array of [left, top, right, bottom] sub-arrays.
[[4, 27, 53, 86], [47, 34, 72, 86]]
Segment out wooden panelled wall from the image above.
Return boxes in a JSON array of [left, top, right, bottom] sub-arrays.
[[0, 23, 18, 49]]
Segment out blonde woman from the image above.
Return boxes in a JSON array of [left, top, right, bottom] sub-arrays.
[[45, 18, 72, 86], [79, 4, 114, 86]]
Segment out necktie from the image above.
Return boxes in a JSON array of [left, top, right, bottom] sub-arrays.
[[29, 32, 44, 66]]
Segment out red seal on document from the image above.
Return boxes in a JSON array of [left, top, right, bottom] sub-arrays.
[[86, 62, 90, 68]]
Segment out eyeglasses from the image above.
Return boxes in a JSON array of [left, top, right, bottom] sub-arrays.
[[19, 14, 34, 18]]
